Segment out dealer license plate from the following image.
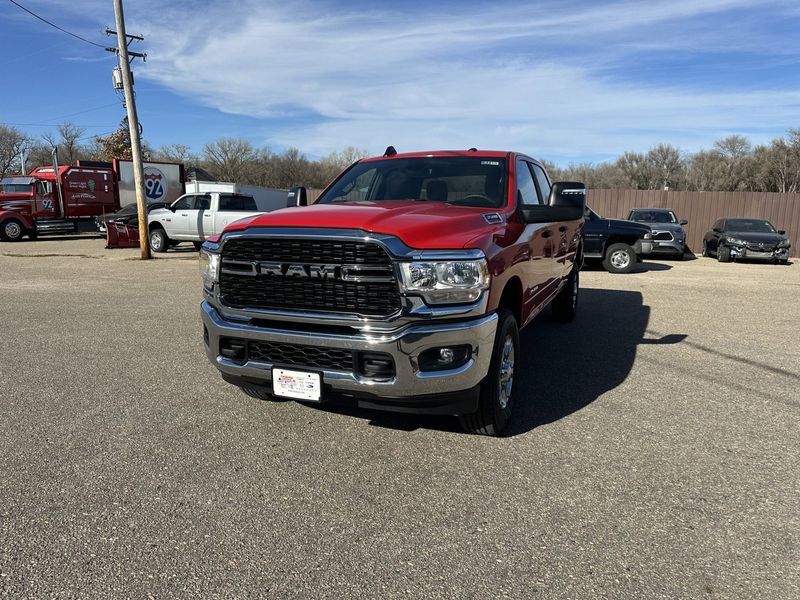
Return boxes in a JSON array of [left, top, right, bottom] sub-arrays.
[[272, 368, 322, 402]]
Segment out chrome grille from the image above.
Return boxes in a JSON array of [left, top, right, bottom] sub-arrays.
[[218, 237, 402, 317]]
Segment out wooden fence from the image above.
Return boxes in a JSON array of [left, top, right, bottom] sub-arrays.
[[587, 190, 800, 258], [305, 188, 799, 257]]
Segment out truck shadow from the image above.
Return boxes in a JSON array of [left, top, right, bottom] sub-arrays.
[[506, 288, 685, 435], [323, 288, 685, 437]]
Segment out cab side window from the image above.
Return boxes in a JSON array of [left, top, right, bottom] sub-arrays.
[[516, 160, 540, 206], [219, 194, 257, 211], [194, 194, 211, 210], [172, 196, 193, 210], [531, 164, 551, 203]]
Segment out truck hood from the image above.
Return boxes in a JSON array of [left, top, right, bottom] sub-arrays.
[[605, 218, 651, 235], [223, 200, 508, 249], [636, 222, 684, 233]]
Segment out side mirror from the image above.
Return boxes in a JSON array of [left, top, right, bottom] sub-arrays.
[[169, 203, 177, 212], [287, 186, 308, 207], [680, 219, 688, 226], [712, 227, 721, 233], [520, 182, 586, 223], [778, 229, 786, 235]]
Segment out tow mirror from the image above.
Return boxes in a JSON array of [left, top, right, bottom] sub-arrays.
[[713, 227, 722, 233], [778, 229, 786, 235], [287, 186, 308, 207], [680, 219, 688, 226], [520, 181, 586, 223]]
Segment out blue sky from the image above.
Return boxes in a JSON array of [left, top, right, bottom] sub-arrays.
[[1, 0, 799, 165]]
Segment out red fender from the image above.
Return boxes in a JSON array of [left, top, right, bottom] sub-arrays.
[[0, 209, 34, 231]]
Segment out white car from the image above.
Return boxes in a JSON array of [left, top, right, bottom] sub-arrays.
[[147, 192, 263, 252]]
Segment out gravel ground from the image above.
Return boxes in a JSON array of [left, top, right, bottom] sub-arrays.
[[1, 237, 798, 599]]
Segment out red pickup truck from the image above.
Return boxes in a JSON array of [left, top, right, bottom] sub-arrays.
[[199, 149, 585, 435]]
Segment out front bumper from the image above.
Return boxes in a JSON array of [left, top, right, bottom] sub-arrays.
[[634, 239, 654, 255], [647, 240, 684, 255], [201, 300, 498, 415], [730, 246, 790, 261]]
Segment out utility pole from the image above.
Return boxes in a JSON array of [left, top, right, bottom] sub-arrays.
[[108, 0, 150, 259]]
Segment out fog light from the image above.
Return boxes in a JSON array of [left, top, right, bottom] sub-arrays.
[[439, 348, 455, 363], [419, 346, 471, 372]]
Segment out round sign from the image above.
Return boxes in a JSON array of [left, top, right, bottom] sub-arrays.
[[143, 166, 168, 202]]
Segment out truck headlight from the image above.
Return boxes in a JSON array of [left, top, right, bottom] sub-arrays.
[[199, 249, 220, 289], [399, 259, 489, 304]]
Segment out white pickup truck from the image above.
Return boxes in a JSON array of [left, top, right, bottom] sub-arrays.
[[147, 192, 263, 252]]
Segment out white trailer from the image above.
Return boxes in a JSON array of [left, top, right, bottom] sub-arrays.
[[184, 180, 287, 212]]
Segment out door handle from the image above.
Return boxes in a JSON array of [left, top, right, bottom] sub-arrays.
[[558, 225, 568, 232], [181, 213, 188, 217], [204, 214, 211, 217], [542, 230, 553, 238]]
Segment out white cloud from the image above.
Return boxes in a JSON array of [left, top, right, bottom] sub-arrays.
[[117, 0, 800, 160]]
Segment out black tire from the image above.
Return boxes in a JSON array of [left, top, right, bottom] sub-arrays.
[[27, 229, 37, 240], [149, 228, 169, 253], [701, 240, 708, 257], [458, 309, 519, 436], [717, 244, 732, 263], [239, 386, 272, 400], [552, 264, 579, 323], [193, 241, 204, 251], [602, 243, 636, 274], [0, 218, 26, 242], [239, 385, 287, 402]]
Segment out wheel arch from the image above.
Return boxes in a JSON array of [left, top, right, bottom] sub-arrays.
[[497, 276, 523, 326]]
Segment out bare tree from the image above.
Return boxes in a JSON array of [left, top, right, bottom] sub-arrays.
[[202, 138, 258, 182], [0, 124, 28, 178]]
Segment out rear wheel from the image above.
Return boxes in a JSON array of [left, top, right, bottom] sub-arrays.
[[0, 219, 25, 242], [193, 241, 204, 251], [717, 244, 732, 263], [552, 264, 579, 322], [149, 228, 169, 252], [603, 243, 636, 274], [458, 309, 519, 436]]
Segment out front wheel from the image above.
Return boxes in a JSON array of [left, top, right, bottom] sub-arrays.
[[603, 243, 636, 274], [717, 244, 732, 263], [149, 228, 169, 253], [701, 240, 708, 257], [1, 219, 26, 242], [458, 309, 519, 436]]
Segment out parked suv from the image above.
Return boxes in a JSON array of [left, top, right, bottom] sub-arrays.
[[627, 207, 687, 258], [583, 206, 653, 273], [199, 149, 586, 435]]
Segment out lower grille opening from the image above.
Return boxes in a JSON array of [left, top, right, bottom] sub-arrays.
[[219, 337, 396, 379]]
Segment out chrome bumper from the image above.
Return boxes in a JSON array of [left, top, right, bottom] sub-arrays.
[[201, 300, 498, 400]]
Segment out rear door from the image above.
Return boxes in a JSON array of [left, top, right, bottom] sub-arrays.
[[213, 194, 261, 235]]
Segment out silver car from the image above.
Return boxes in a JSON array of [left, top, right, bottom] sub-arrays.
[[627, 208, 687, 259]]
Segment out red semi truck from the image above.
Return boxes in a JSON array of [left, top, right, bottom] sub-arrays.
[[0, 159, 185, 241]]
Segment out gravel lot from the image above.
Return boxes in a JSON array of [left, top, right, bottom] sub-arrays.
[[1, 237, 798, 599]]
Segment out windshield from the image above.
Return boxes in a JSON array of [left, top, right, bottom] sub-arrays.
[[0, 183, 33, 193], [629, 209, 677, 224], [726, 219, 776, 233], [317, 156, 508, 208]]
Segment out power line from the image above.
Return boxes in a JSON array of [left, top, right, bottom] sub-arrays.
[[7, 0, 106, 49]]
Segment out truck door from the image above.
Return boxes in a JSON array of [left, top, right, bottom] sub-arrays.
[[166, 195, 195, 239], [33, 180, 58, 217], [516, 159, 562, 316], [530, 163, 578, 279], [582, 207, 606, 256]]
